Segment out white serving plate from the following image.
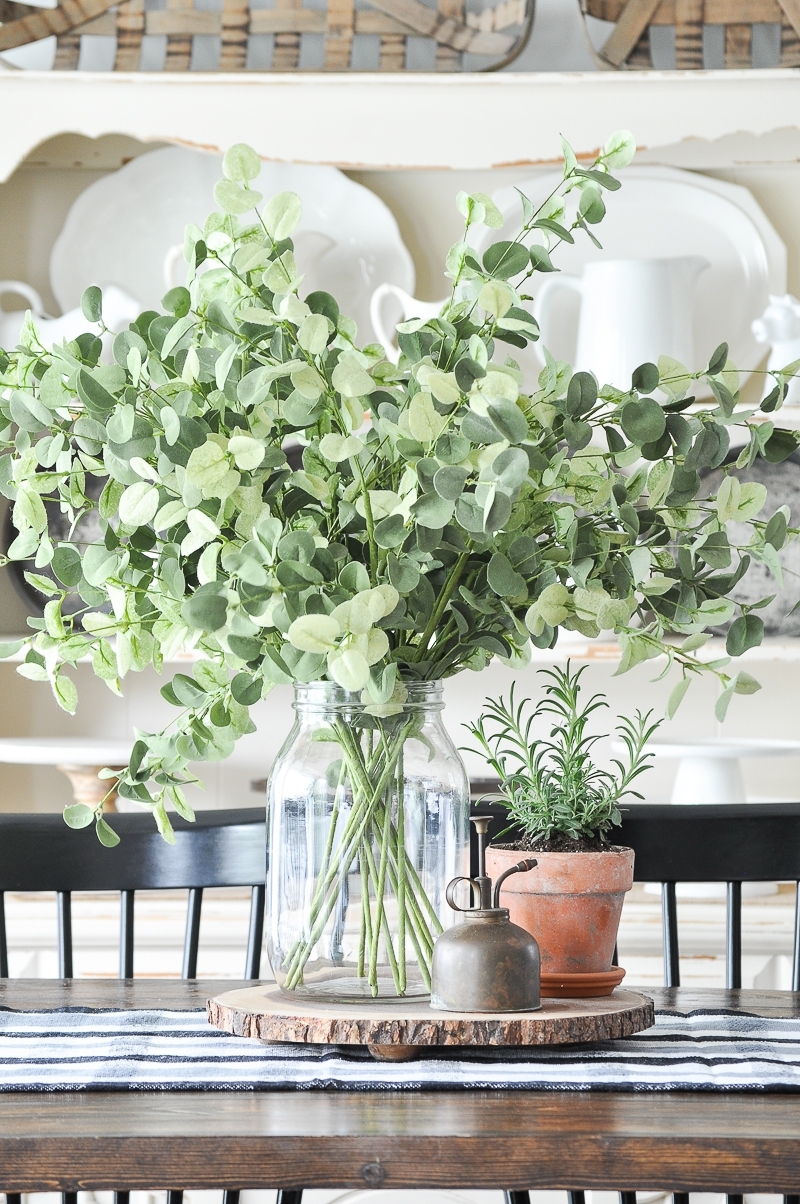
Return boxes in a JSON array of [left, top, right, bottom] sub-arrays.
[[470, 165, 786, 386], [50, 145, 415, 344]]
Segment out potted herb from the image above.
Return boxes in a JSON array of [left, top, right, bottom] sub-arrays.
[[0, 134, 795, 1000], [465, 664, 660, 996]]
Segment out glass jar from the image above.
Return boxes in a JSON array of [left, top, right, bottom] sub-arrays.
[[266, 680, 470, 1002]]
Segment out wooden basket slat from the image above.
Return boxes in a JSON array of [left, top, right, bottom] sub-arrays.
[[378, 31, 406, 64], [324, 0, 355, 68], [0, 0, 38, 20], [164, 0, 193, 69], [53, 26, 81, 65], [436, 0, 463, 67], [271, 0, 301, 66], [625, 24, 651, 61], [219, 0, 249, 68], [674, 0, 703, 65], [780, 15, 800, 59], [114, 0, 144, 69], [724, 18, 751, 60]]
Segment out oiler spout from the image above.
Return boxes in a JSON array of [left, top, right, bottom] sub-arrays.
[[492, 858, 538, 908]]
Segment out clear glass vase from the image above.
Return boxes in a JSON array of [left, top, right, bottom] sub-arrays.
[[266, 680, 470, 1002]]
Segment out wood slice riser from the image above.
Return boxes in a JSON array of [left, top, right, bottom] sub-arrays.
[[207, 986, 654, 1059]]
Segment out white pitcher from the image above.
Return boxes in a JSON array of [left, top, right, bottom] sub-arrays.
[[370, 283, 446, 363], [752, 294, 800, 406], [533, 257, 709, 389], [0, 281, 140, 352]]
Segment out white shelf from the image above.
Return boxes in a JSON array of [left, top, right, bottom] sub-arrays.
[[531, 637, 800, 663], [2, 68, 800, 179]]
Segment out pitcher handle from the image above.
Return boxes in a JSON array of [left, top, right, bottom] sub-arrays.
[[532, 274, 583, 348], [370, 283, 414, 365], [0, 281, 46, 318]]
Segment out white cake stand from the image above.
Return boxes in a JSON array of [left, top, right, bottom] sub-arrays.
[[645, 737, 800, 805], [0, 738, 133, 811], [618, 737, 800, 897]]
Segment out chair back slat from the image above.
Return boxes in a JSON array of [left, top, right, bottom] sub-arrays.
[[726, 881, 742, 989], [0, 894, 8, 978], [182, 887, 204, 980], [57, 891, 73, 979], [246, 883, 265, 980], [0, 809, 265, 981], [119, 890, 135, 979], [793, 884, 800, 992], [0, 808, 265, 892], [662, 883, 680, 987]]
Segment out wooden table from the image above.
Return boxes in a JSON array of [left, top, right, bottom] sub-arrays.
[[1, 979, 800, 1195]]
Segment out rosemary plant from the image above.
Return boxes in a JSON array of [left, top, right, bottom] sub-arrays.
[[464, 665, 661, 847]]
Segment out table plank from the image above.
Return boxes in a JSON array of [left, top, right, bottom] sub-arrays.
[[0, 978, 241, 1010], [1, 980, 800, 1194], [2, 977, 799, 1016], [3, 1092, 800, 1192]]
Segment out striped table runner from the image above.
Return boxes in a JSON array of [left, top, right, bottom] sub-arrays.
[[1, 1007, 799, 1091]]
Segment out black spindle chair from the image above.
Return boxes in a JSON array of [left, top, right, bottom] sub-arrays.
[[474, 799, 800, 1204], [0, 807, 267, 1204]]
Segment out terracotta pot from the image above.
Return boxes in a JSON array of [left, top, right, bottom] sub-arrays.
[[485, 846, 634, 975]]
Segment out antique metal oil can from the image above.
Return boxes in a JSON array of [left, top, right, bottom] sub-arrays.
[[431, 817, 541, 1013]]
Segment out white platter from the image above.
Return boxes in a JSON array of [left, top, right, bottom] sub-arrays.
[[50, 146, 414, 344], [469, 165, 786, 386]]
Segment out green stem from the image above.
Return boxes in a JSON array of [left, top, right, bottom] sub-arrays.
[[357, 841, 372, 978], [384, 847, 431, 988], [396, 755, 406, 994], [369, 783, 394, 993], [413, 550, 470, 663], [361, 836, 401, 995], [355, 459, 378, 585]]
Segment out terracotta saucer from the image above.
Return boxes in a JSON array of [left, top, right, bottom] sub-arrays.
[[540, 966, 626, 998]]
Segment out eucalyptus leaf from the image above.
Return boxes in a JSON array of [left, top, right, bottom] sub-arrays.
[[81, 286, 103, 324], [485, 398, 528, 444], [411, 493, 455, 529], [433, 465, 469, 501], [620, 398, 666, 446], [487, 553, 526, 598]]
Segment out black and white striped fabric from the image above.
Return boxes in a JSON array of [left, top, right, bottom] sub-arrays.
[[1, 1007, 799, 1092]]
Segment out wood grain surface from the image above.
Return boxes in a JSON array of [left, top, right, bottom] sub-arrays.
[[1, 981, 800, 1194], [206, 985, 654, 1048]]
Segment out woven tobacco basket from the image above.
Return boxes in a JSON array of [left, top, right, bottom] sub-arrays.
[[0, 0, 533, 70], [586, 0, 800, 67]]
